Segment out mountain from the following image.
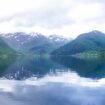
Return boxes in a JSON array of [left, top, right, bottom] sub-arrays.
[[48, 34, 71, 49], [1, 32, 38, 53], [52, 30, 105, 55], [0, 37, 16, 55], [1, 32, 70, 54], [25, 34, 54, 54]]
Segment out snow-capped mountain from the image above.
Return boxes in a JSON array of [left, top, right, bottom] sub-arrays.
[[1, 32, 46, 52], [1, 32, 71, 54], [1, 32, 40, 46], [48, 34, 72, 47]]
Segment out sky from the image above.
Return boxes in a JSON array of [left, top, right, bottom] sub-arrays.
[[0, 0, 105, 38]]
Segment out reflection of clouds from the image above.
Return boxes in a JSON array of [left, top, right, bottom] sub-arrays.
[[0, 72, 105, 105], [26, 71, 105, 87], [0, 83, 105, 105]]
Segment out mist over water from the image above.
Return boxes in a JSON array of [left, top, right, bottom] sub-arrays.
[[0, 56, 105, 105]]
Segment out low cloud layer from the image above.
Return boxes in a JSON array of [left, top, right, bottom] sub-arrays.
[[0, 0, 105, 37]]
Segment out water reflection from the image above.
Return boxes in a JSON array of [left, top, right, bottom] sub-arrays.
[[2, 56, 65, 80], [1, 55, 105, 79], [0, 55, 16, 76], [0, 56, 105, 105], [0, 72, 105, 105], [51, 56, 105, 79]]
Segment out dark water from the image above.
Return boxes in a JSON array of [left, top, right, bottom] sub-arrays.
[[0, 55, 105, 105]]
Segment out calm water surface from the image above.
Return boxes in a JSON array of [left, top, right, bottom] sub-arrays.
[[0, 55, 105, 105]]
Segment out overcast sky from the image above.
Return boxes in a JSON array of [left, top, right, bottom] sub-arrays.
[[0, 0, 105, 38]]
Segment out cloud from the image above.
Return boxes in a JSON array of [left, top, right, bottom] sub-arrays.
[[0, 0, 104, 37]]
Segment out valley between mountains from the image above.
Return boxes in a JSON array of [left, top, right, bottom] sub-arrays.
[[0, 30, 105, 59]]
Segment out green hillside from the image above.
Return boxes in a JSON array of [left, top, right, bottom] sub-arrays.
[[52, 30, 105, 55], [22, 35, 55, 54], [2, 33, 69, 55], [0, 38, 16, 56]]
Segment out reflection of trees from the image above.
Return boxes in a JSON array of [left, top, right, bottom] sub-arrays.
[[100, 50, 105, 58], [51, 56, 105, 79], [0, 55, 16, 76], [3, 56, 63, 80]]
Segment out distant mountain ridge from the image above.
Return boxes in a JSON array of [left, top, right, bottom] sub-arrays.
[[49, 34, 70, 48], [52, 30, 105, 55], [1, 32, 71, 54]]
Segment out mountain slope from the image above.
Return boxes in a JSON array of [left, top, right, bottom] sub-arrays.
[[1, 32, 37, 53], [25, 34, 54, 54], [0, 37, 16, 55], [52, 30, 105, 55], [1, 32, 70, 54], [48, 35, 71, 48]]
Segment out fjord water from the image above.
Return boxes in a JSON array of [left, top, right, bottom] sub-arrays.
[[0, 56, 105, 105]]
